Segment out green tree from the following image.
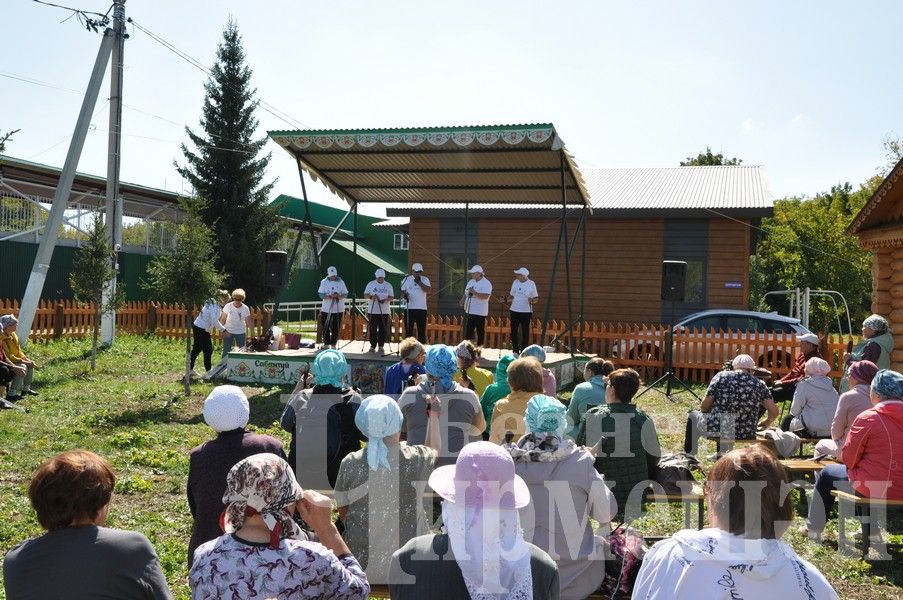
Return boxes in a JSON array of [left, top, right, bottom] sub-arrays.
[[680, 146, 743, 166], [144, 199, 224, 394], [69, 216, 125, 370], [175, 19, 283, 303]]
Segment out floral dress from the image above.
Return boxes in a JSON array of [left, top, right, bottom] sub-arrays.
[[705, 371, 772, 440]]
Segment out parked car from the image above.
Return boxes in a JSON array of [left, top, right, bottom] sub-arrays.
[[612, 309, 814, 371]]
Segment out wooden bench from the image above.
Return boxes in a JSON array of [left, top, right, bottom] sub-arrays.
[[648, 482, 706, 529], [704, 436, 758, 457], [779, 458, 836, 512], [831, 490, 903, 558], [366, 583, 628, 599]]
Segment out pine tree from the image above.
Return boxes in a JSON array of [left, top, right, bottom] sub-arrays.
[[175, 19, 282, 303]]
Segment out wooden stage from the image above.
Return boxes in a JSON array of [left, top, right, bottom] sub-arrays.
[[225, 340, 582, 393]]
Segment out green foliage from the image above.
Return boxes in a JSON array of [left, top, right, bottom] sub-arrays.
[[0, 128, 19, 154], [680, 146, 742, 166], [750, 180, 878, 333], [175, 19, 283, 302]]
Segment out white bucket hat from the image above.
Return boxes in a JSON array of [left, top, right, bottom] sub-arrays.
[[203, 385, 250, 432]]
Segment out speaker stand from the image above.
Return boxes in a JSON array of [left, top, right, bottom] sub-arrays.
[[635, 299, 700, 405]]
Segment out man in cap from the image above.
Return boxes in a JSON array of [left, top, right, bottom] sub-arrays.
[[317, 266, 348, 349], [506, 267, 539, 353], [400, 262, 431, 343], [460, 265, 492, 346], [770, 332, 821, 403], [365, 268, 394, 353]]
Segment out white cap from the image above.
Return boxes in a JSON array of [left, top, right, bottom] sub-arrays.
[[203, 385, 250, 432], [731, 354, 757, 370], [412, 263, 424, 272], [327, 266, 337, 277], [375, 268, 386, 278], [514, 267, 529, 276], [468, 265, 484, 274], [797, 333, 819, 345]]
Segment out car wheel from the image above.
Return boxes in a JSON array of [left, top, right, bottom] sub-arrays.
[[629, 344, 664, 381]]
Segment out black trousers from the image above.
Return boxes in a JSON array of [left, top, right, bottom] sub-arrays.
[[190, 324, 213, 371], [320, 311, 342, 346], [369, 313, 389, 347], [770, 381, 797, 403], [406, 309, 427, 343], [465, 314, 486, 346], [510, 311, 532, 353]]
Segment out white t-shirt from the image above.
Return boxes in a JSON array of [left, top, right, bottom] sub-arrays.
[[222, 302, 251, 334], [318, 277, 348, 314], [464, 277, 492, 317], [509, 279, 539, 313], [400, 274, 431, 311], [364, 280, 394, 314]]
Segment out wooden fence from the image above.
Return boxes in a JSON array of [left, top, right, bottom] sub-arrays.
[[1, 300, 858, 383]]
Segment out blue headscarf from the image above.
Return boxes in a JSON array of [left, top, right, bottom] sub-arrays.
[[525, 394, 567, 438], [355, 395, 404, 471], [425, 345, 458, 391], [312, 349, 348, 388], [871, 369, 903, 400], [520, 344, 546, 363]]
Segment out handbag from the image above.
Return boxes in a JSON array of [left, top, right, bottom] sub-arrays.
[[652, 452, 704, 495]]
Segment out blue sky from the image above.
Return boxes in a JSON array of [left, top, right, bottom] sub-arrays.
[[2, 0, 901, 216]]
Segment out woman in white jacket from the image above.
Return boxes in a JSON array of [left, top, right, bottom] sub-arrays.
[[781, 357, 838, 438]]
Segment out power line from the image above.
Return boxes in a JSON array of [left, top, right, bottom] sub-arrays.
[[32, 0, 112, 32]]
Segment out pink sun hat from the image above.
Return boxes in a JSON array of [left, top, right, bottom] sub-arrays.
[[428, 441, 531, 510]]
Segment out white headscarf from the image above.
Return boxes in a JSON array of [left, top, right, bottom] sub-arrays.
[[441, 500, 533, 600]]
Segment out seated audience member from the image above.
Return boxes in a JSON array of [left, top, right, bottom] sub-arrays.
[[489, 357, 546, 444], [399, 345, 485, 467], [770, 332, 821, 403], [576, 368, 661, 519], [479, 353, 516, 431], [684, 354, 778, 457], [840, 314, 894, 393], [186, 385, 286, 566], [454, 340, 494, 397], [383, 337, 426, 396], [281, 349, 364, 489], [334, 395, 437, 583], [521, 344, 557, 396], [0, 314, 38, 400], [390, 442, 560, 599], [506, 394, 614, 600], [3, 450, 171, 599], [802, 368, 903, 541], [815, 360, 878, 459], [0, 321, 27, 404], [633, 445, 838, 599], [189, 453, 369, 599], [566, 357, 614, 439], [781, 357, 838, 438]]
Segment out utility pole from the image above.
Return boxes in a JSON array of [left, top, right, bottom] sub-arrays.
[[101, 0, 127, 344], [18, 2, 127, 347]]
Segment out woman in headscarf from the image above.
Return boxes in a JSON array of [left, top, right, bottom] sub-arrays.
[[521, 344, 557, 396], [480, 353, 517, 432], [506, 395, 615, 600], [189, 453, 369, 599], [840, 314, 894, 393], [399, 345, 485, 467], [334, 395, 437, 584], [489, 357, 546, 444], [280, 349, 364, 489], [566, 358, 614, 439], [802, 369, 903, 541], [814, 360, 878, 459], [390, 441, 560, 600], [454, 340, 494, 397], [780, 357, 838, 438]]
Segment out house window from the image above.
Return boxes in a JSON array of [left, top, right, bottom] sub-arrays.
[[683, 259, 706, 304], [439, 254, 467, 301], [394, 233, 409, 251]]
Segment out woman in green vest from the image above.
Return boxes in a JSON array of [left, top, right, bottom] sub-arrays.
[[840, 314, 894, 393]]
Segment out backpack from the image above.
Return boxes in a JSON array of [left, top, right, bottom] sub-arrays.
[[652, 452, 704, 495]]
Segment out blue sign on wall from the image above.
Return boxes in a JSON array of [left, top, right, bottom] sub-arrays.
[[724, 281, 743, 289]]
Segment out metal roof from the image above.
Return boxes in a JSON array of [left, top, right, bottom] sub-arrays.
[[268, 124, 590, 208], [385, 165, 774, 218], [332, 239, 406, 275], [372, 217, 409, 229]]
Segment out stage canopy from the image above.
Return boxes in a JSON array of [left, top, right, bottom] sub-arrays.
[[268, 123, 591, 208]]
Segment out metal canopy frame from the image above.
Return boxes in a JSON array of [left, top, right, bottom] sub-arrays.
[[267, 124, 592, 353]]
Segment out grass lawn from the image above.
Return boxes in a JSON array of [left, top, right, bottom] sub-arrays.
[[0, 334, 901, 599]]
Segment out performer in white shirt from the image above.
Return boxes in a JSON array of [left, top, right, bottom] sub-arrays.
[[507, 267, 539, 353], [459, 265, 492, 346], [400, 262, 431, 343], [364, 268, 394, 353], [317, 266, 348, 349]]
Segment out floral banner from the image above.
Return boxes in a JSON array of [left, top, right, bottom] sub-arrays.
[[276, 128, 555, 152]]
